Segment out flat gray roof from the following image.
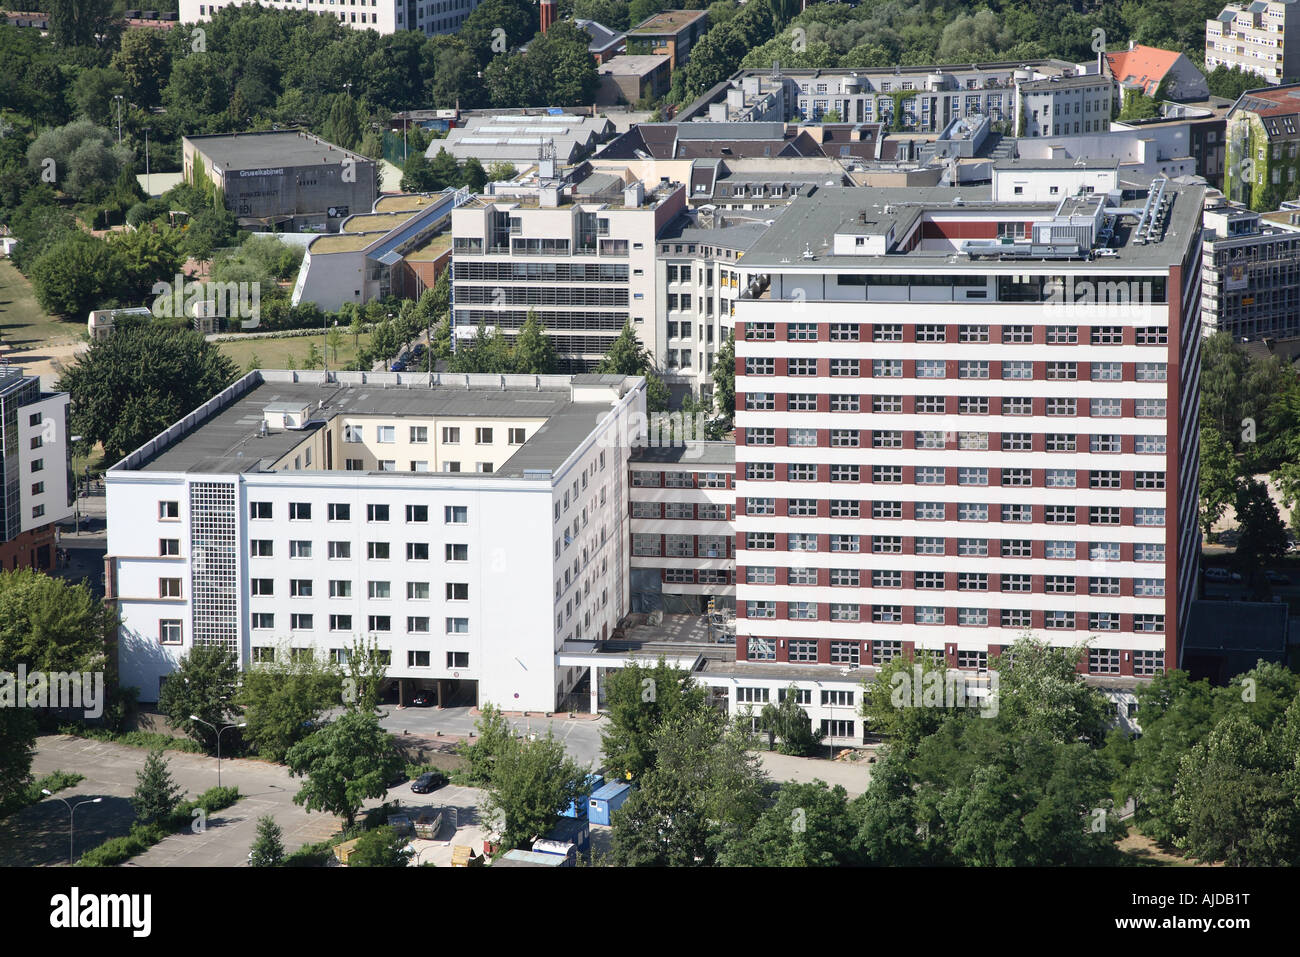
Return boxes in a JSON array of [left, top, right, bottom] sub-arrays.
[[134, 375, 629, 478], [186, 130, 370, 171], [630, 441, 735, 466], [740, 183, 1204, 270]]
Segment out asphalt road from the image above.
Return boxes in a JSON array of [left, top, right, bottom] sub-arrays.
[[378, 704, 606, 769]]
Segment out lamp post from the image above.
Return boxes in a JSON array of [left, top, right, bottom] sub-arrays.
[[43, 792, 102, 866], [112, 95, 124, 144], [188, 716, 246, 788]]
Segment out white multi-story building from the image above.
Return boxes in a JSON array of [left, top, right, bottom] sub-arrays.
[[730, 181, 1203, 680], [107, 369, 646, 711], [180, 0, 486, 36], [451, 177, 686, 373], [1015, 74, 1118, 138], [0, 366, 72, 572], [655, 212, 769, 398], [1206, 0, 1300, 84]]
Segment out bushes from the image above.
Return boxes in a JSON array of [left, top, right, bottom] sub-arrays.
[[56, 723, 203, 753], [77, 785, 241, 866], [0, 771, 85, 820]]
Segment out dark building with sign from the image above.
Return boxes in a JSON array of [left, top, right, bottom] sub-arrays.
[[183, 130, 378, 233]]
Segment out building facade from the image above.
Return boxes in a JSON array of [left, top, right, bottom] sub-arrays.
[[180, 0, 486, 36], [1202, 200, 1300, 338], [1207, 1, 1300, 85], [1015, 74, 1117, 138], [729, 183, 1203, 679], [451, 178, 686, 372], [183, 130, 377, 233], [629, 442, 736, 615], [0, 367, 72, 573], [108, 370, 645, 710]]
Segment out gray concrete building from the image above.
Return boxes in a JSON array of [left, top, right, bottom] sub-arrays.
[[183, 130, 378, 233]]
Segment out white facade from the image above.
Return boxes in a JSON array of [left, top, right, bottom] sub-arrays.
[[108, 370, 645, 711], [1207, 1, 1300, 84], [451, 181, 685, 372], [180, 0, 486, 36], [18, 392, 71, 534]]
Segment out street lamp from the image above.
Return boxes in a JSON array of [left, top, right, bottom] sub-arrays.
[[112, 95, 124, 144], [42, 792, 102, 866], [188, 716, 246, 788]]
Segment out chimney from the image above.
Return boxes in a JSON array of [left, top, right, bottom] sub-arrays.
[[540, 0, 556, 34]]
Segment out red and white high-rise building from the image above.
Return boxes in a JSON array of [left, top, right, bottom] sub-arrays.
[[730, 180, 1203, 678]]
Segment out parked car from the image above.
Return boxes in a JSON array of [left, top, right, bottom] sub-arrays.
[[1265, 569, 1290, 585], [411, 771, 447, 794], [390, 359, 406, 372], [411, 691, 437, 706], [1204, 567, 1231, 583]]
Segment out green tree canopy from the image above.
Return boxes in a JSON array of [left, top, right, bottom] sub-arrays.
[[284, 710, 403, 830], [156, 643, 240, 753]]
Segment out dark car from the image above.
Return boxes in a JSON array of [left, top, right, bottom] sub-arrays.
[[411, 691, 437, 707], [1265, 569, 1290, 585], [411, 771, 447, 794], [390, 359, 406, 372]]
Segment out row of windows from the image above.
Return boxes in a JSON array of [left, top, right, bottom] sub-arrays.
[[631, 502, 731, 520], [739, 500, 1166, 525], [744, 322, 1170, 344], [742, 568, 1164, 594], [740, 535, 1166, 560], [738, 467, 1164, 488], [342, 425, 521, 445], [740, 432, 1166, 454], [744, 357, 1168, 381], [248, 646, 470, 671], [245, 502, 468, 524], [743, 602, 1166, 631], [249, 579, 468, 600], [248, 540, 469, 561], [630, 470, 731, 488], [741, 393, 1168, 416], [249, 613, 471, 635], [736, 644, 1164, 675]]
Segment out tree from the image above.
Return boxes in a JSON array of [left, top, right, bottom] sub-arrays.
[[57, 319, 239, 463], [321, 93, 364, 151], [157, 643, 240, 753], [284, 710, 403, 830], [112, 28, 172, 108], [460, 702, 514, 786], [511, 311, 557, 374], [1234, 478, 1289, 587], [1206, 64, 1262, 101], [1121, 670, 1221, 845], [27, 233, 123, 319], [46, 0, 118, 49], [131, 749, 183, 826], [860, 651, 972, 752], [343, 637, 389, 715], [0, 712, 38, 812], [326, 325, 344, 364], [1200, 425, 1240, 540], [718, 781, 857, 866], [758, 686, 824, 756], [248, 815, 285, 867], [1172, 710, 1300, 866], [0, 568, 114, 677], [462, 157, 487, 193], [305, 342, 324, 370], [609, 707, 767, 866], [108, 225, 184, 303], [26, 120, 131, 202], [992, 636, 1113, 746], [238, 646, 342, 763], [428, 147, 462, 191], [600, 658, 710, 779], [348, 825, 414, 867], [711, 330, 735, 417], [71, 67, 128, 126], [486, 161, 517, 182], [482, 732, 586, 851], [400, 153, 437, 193]]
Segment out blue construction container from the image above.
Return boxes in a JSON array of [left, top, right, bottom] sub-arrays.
[[562, 773, 603, 818], [588, 781, 632, 825]]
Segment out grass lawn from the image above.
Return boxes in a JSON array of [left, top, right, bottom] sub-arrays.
[[217, 331, 373, 371], [0, 259, 85, 350]]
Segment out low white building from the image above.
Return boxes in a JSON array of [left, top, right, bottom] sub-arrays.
[[107, 369, 646, 711]]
